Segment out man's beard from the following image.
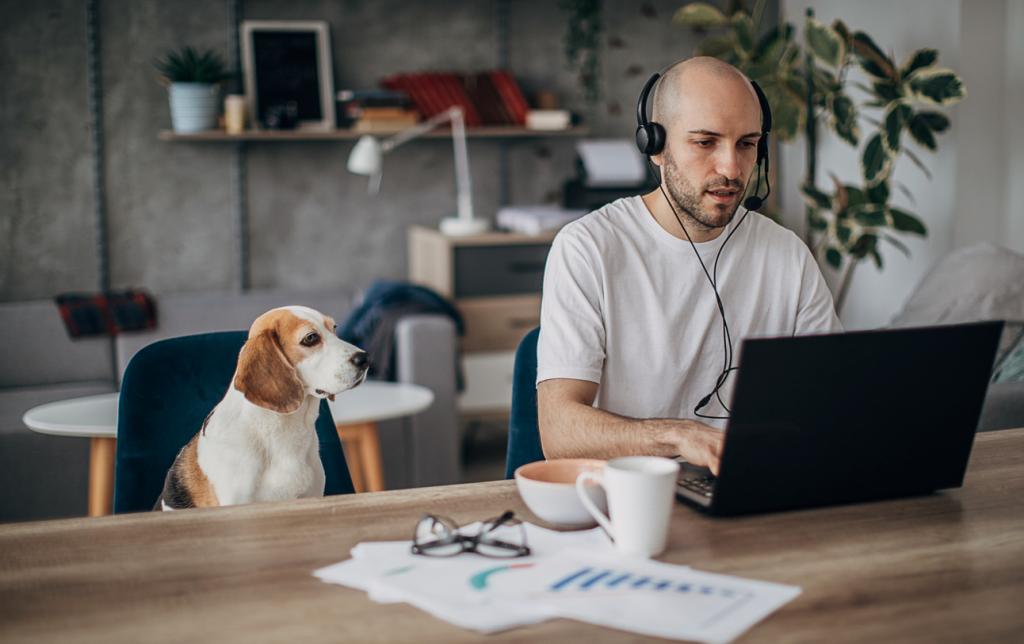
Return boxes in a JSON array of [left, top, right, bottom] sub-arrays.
[[662, 154, 745, 232]]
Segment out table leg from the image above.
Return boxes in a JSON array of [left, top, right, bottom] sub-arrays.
[[358, 423, 385, 493], [337, 424, 365, 493], [88, 437, 116, 517], [336, 422, 384, 493]]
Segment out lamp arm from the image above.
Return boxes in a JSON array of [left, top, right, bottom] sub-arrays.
[[379, 107, 459, 153]]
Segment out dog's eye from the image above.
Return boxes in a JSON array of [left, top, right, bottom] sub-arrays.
[[300, 332, 321, 347]]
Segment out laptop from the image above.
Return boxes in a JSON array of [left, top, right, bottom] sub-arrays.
[[676, 321, 1004, 516]]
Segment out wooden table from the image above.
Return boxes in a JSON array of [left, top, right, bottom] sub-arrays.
[[2, 429, 1022, 643]]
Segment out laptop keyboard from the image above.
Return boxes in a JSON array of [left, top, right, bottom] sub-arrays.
[[678, 475, 716, 498]]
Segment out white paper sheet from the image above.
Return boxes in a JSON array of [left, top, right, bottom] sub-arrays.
[[313, 523, 800, 642]]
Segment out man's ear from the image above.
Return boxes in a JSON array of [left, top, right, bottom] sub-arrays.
[[233, 329, 305, 414]]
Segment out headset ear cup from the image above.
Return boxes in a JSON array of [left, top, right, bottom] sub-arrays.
[[757, 135, 769, 165], [648, 122, 666, 156], [635, 125, 651, 155]]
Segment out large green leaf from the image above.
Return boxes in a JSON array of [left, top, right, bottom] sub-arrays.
[[882, 103, 913, 153], [808, 210, 828, 231], [768, 90, 802, 141], [862, 133, 892, 186], [698, 34, 736, 58], [801, 182, 832, 210], [831, 19, 851, 44], [916, 111, 950, 133], [844, 185, 868, 209], [831, 92, 860, 146], [890, 207, 927, 235], [755, 24, 793, 63], [909, 68, 966, 105], [837, 221, 853, 245], [850, 233, 879, 260], [673, 3, 729, 29], [869, 247, 884, 269], [866, 179, 890, 204], [907, 114, 938, 150], [851, 31, 896, 81], [854, 205, 887, 227], [871, 80, 904, 103], [825, 247, 843, 269], [900, 48, 938, 79], [805, 17, 844, 68], [733, 12, 755, 53]]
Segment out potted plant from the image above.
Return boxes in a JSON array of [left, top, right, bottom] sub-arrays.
[[154, 46, 232, 133]]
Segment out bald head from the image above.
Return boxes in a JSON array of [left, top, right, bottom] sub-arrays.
[[651, 57, 762, 136]]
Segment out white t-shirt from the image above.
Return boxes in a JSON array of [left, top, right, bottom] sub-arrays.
[[537, 195, 841, 427]]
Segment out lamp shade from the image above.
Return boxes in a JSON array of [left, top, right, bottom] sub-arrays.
[[347, 135, 383, 175]]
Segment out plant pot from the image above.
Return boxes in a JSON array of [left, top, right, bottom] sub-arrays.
[[167, 83, 219, 133]]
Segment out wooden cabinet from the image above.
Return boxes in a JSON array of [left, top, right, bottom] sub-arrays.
[[408, 225, 555, 352], [408, 225, 555, 412]]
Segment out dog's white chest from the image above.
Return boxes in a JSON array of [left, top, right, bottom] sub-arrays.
[[199, 397, 326, 506]]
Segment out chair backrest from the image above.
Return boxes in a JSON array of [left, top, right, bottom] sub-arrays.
[[505, 328, 544, 478], [114, 331, 353, 513]]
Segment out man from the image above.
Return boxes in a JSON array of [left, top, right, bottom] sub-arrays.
[[537, 57, 840, 475]]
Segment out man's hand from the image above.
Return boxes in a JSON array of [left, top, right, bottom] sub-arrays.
[[673, 420, 724, 475]]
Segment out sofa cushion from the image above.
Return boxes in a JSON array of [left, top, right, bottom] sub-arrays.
[[890, 243, 1024, 327], [0, 300, 114, 388], [115, 288, 356, 382]]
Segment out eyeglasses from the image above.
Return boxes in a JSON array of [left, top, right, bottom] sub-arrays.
[[411, 510, 531, 558]]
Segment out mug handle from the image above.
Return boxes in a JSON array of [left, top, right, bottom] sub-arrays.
[[575, 471, 614, 539]]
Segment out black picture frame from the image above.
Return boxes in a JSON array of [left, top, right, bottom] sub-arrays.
[[240, 20, 335, 130]]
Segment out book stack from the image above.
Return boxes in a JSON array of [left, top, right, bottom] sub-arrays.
[[337, 89, 419, 132], [381, 70, 532, 127]]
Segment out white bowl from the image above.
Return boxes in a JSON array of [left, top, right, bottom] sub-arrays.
[[515, 459, 608, 528]]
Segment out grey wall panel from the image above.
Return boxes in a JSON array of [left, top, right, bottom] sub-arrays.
[[102, 0, 236, 294], [0, 0, 96, 299]]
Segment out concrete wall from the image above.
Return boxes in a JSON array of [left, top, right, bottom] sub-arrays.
[[778, 0, 1023, 330], [2, 0, 750, 301]]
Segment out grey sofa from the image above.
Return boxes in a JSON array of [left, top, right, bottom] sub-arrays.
[[888, 243, 1024, 431], [0, 299, 115, 522], [0, 288, 460, 523]]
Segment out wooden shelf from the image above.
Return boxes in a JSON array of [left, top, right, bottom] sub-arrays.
[[158, 125, 589, 142]]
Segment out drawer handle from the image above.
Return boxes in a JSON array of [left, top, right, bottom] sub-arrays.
[[507, 317, 539, 329], [507, 261, 546, 273]]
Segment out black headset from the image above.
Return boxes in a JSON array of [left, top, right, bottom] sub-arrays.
[[636, 71, 773, 209], [635, 70, 773, 419]]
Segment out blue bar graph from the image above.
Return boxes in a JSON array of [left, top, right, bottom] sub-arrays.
[[580, 570, 612, 589], [548, 566, 748, 601]]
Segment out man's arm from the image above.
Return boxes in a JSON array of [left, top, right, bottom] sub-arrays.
[[537, 378, 724, 475]]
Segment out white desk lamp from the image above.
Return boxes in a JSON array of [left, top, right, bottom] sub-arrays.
[[347, 106, 488, 236]]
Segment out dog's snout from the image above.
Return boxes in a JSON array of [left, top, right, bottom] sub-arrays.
[[350, 351, 368, 369]]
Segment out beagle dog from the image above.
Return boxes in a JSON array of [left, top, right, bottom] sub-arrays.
[[156, 306, 368, 510]]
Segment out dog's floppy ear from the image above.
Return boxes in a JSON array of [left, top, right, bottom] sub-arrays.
[[233, 329, 305, 414]]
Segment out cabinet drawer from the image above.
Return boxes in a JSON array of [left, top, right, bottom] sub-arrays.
[[458, 296, 541, 352], [453, 244, 551, 298]]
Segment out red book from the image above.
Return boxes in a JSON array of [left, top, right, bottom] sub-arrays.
[[478, 72, 514, 124], [489, 70, 529, 125], [440, 72, 482, 126]]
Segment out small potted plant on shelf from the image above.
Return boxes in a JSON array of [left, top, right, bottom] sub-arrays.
[[154, 46, 232, 133]]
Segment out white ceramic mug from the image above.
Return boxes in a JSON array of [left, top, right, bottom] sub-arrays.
[[575, 456, 678, 557]]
